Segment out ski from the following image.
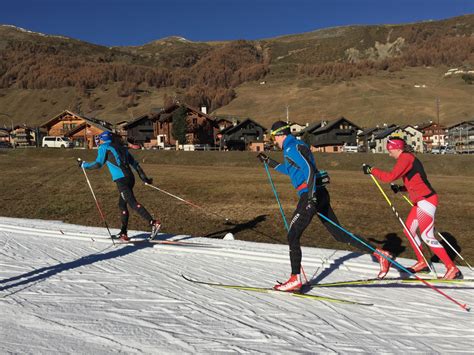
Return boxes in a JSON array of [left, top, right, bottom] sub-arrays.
[[181, 274, 373, 306], [312, 277, 473, 288], [115, 238, 217, 248]]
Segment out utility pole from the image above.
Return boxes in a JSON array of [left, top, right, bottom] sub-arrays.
[[435, 98, 440, 149]]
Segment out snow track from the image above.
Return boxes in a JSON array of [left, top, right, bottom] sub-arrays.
[[0, 217, 473, 353]]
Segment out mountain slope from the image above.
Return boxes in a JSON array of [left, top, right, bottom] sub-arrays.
[[0, 15, 473, 127]]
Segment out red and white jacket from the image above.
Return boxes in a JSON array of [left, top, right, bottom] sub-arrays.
[[372, 152, 436, 204]]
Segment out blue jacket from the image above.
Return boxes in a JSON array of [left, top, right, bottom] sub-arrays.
[[274, 135, 318, 197], [82, 142, 138, 181]]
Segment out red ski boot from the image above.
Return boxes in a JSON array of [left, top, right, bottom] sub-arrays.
[[117, 233, 130, 242], [373, 249, 392, 279], [273, 274, 302, 292], [442, 266, 463, 280], [406, 260, 429, 273]]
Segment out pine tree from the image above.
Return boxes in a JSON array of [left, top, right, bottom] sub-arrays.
[[172, 105, 188, 145]]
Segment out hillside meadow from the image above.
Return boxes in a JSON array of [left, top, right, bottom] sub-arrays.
[[0, 149, 473, 264]]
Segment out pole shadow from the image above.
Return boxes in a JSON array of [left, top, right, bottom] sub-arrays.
[[304, 251, 362, 290], [202, 215, 275, 240], [0, 242, 152, 296]]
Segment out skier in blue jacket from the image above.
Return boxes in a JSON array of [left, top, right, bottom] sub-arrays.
[[79, 131, 161, 241], [257, 121, 391, 291]]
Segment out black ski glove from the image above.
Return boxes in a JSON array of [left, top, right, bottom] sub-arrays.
[[390, 184, 405, 194], [77, 158, 84, 168], [362, 164, 372, 175], [257, 153, 279, 168], [137, 165, 153, 184]]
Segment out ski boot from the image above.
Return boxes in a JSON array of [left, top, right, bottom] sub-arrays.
[[273, 274, 302, 292], [406, 260, 430, 273], [373, 248, 392, 279], [114, 232, 130, 242], [149, 219, 162, 240], [442, 266, 463, 280]]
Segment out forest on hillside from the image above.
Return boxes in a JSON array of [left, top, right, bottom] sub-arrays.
[[0, 17, 473, 112]]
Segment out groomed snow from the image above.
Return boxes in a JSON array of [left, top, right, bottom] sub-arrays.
[[0, 217, 472, 353]]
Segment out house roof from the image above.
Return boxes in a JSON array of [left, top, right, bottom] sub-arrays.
[[121, 114, 157, 129], [40, 110, 113, 132], [157, 103, 216, 123], [402, 125, 422, 132], [220, 118, 267, 135], [447, 120, 474, 129], [297, 122, 323, 135], [312, 117, 361, 134], [415, 122, 435, 130], [374, 126, 401, 139], [358, 127, 382, 136]]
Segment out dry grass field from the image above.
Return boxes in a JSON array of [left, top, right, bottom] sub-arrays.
[[0, 149, 473, 264]]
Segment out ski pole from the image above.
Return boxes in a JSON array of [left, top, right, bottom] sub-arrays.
[[263, 162, 289, 230], [80, 162, 114, 244], [368, 174, 434, 275], [262, 161, 309, 284], [317, 212, 470, 312], [145, 183, 231, 223], [398, 191, 473, 271]]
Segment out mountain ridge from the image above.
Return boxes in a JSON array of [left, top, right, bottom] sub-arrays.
[[0, 14, 473, 128]]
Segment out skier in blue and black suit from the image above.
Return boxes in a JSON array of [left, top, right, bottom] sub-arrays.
[[257, 121, 390, 291], [80, 131, 161, 241]]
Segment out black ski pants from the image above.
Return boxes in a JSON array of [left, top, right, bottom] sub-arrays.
[[116, 175, 153, 233], [288, 187, 373, 274]]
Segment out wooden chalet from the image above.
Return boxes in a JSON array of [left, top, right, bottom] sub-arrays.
[[154, 103, 216, 148], [116, 114, 157, 147], [415, 122, 447, 151], [41, 110, 113, 149], [304, 117, 361, 153], [219, 119, 267, 151]]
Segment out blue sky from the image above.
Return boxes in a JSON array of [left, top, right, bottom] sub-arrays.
[[1, 0, 473, 46]]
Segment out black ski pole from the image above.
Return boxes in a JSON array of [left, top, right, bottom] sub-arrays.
[[78, 159, 114, 244]]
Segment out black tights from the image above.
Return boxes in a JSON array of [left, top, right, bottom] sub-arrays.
[[116, 176, 153, 233], [287, 188, 373, 274]]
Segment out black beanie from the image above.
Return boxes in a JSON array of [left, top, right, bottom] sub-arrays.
[[271, 121, 291, 136]]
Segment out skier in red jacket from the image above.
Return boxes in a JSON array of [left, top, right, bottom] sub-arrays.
[[362, 137, 462, 280]]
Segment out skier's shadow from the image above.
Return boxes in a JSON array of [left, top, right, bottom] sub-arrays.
[[0, 242, 153, 296], [305, 251, 361, 289], [431, 232, 461, 263], [368, 233, 405, 257], [203, 215, 274, 240], [303, 233, 405, 292]]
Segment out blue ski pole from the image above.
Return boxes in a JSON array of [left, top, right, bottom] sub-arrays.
[[316, 212, 470, 312], [263, 162, 289, 230]]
